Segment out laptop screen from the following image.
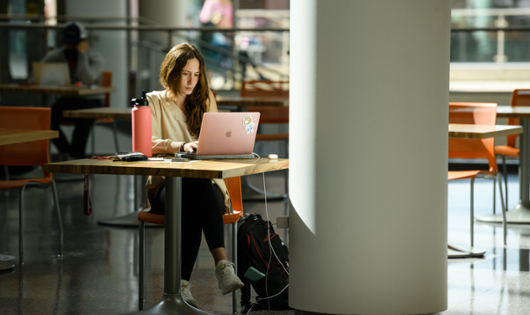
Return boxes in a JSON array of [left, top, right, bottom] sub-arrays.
[[32, 62, 71, 86], [195, 112, 261, 156]]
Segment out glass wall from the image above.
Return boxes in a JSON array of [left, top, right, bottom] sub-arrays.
[[451, 0, 530, 63]]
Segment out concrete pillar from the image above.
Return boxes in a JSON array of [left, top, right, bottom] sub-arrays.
[[139, 0, 186, 47], [66, 0, 127, 109], [289, 1, 450, 314]]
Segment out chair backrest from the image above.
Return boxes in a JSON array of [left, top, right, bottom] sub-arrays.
[[247, 105, 289, 124], [241, 80, 289, 98], [101, 71, 112, 107], [506, 89, 530, 147], [449, 102, 498, 172], [224, 176, 243, 214], [0, 107, 52, 177], [241, 80, 289, 125]]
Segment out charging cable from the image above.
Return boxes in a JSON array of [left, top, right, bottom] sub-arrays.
[[247, 172, 289, 314]]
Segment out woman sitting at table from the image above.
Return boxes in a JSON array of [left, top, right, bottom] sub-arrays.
[[144, 43, 244, 308]]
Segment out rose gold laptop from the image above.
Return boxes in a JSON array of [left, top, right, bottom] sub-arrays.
[[181, 112, 261, 159]]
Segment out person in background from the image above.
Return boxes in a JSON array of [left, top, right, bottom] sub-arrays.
[[198, 0, 233, 82], [41, 21, 105, 159], [144, 43, 244, 308]]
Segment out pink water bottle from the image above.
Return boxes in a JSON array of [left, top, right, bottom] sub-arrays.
[[132, 90, 152, 157]]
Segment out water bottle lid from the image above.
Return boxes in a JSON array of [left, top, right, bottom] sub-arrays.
[[132, 90, 149, 106]]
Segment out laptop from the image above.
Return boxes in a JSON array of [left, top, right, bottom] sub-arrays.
[[32, 62, 71, 86], [181, 112, 261, 160]]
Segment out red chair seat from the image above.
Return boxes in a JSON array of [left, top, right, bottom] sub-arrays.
[[448, 170, 495, 181], [0, 177, 52, 189], [137, 211, 165, 225], [494, 145, 520, 157]]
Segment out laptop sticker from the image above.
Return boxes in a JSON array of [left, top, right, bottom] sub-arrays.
[[243, 115, 256, 134]]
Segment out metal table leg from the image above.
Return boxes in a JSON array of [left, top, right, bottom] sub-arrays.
[[134, 177, 212, 315]]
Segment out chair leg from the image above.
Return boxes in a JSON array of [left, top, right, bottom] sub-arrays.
[[497, 173, 507, 245], [113, 120, 120, 152], [50, 180, 64, 258], [19, 185, 26, 264], [139, 220, 145, 310], [91, 125, 96, 155], [493, 177, 496, 215], [470, 177, 475, 248], [232, 222, 238, 313], [502, 156, 508, 210]]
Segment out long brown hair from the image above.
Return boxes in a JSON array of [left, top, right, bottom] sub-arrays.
[[159, 43, 210, 138]]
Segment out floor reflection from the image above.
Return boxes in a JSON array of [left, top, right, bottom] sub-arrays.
[[2, 170, 530, 314]]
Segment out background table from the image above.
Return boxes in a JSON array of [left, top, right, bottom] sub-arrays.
[[475, 106, 530, 224], [44, 157, 288, 315], [448, 124, 523, 139], [0, 128, 59, 146], [449, 123, 522, 258], [0, 128, 59, 271], [216, 95, 288, 108], [0, 84, 115, 96], [62, 94, 289, 119], [0, 84, 116, 107], [64, 107, 131, 120]]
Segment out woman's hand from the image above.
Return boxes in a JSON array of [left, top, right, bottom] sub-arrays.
[[183, 141, 198, 153]]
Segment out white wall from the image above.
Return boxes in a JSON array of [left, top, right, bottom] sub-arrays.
[[289, 1, 450, 314]]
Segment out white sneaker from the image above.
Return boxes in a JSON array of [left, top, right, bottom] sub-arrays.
[[215, 260, 244, 295], [181, 280, 198, 308]]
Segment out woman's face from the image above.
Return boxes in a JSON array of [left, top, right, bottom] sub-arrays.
[[178, 58, 200, 96]]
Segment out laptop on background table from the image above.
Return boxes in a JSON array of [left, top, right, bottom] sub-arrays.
[[32, 62, 71, 86], [181, 112, 261, 160]]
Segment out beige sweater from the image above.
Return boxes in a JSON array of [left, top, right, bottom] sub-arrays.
[[143, 90, 230, 212]]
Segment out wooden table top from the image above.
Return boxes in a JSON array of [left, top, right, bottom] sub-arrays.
[[497, 105, 530, 119], [448, 124, 523, 139], [0, 84, 115, 96], [63, 97, 288, 119], [216, 95, 288, 107], [44, 157, 289, 179], [64, 107, 131, 119], [0, 128, 59, 146]]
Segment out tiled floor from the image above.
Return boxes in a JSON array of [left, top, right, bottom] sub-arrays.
[[1, 166, 530, 314]]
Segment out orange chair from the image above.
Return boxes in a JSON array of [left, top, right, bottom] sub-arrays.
[[0, 107, 63, 263], [90, 71, 120, 154], [241, 80, 289, 200], [494, 89, 530, 207], [449, 102, 507, 246], [137, 177, 243, 311]]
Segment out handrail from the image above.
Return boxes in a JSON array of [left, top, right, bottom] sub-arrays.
[[4, 21, 530, 33], [451, 8, 530, 16], [451, 26, 530, 32], [0, 22, 289, 32], [0, 14, 160, 25]]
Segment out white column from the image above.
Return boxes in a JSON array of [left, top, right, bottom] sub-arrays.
[[66, 0, 127, 109], [289, 1, 450, 314], [139, 0, 186, 47]]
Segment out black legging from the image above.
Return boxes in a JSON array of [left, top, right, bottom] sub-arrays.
[[150, 178, 225, 281]]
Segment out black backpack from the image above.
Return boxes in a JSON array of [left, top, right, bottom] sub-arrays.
[[237, 213, 290, 312]]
